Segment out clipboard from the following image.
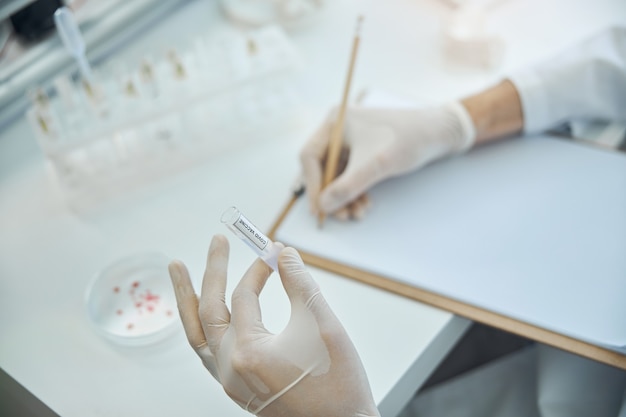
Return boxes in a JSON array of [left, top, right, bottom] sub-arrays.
[[268, 118, 626, 370]]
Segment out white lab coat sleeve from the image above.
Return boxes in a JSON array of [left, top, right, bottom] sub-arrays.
[[508, 26, 626, 134]]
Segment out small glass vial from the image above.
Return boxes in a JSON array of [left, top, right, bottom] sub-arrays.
[[221, 206, 281, 270]]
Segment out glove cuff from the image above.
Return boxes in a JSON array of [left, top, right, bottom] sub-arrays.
[[445, 101, 477, 153]]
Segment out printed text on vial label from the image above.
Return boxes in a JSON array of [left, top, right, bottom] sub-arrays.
[[236, 217, 268, 250]]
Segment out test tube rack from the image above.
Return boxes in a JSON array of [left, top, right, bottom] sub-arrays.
[[26, 26, 303, 209]]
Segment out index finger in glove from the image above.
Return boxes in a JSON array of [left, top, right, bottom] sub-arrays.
[[230, 255, 276, 337], [319, 160, 384, 215]]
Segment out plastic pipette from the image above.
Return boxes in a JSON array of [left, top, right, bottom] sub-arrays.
[[54, 7, 93, 83]]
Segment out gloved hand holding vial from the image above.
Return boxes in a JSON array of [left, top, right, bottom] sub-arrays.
[[168, 234, 380, 417]]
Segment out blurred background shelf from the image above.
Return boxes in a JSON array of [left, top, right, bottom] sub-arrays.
[[0, 0, 189, 130]]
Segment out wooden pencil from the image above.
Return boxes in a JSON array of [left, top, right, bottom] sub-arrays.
[[318, 15, 364, 228], [268, 182, 305, 240]]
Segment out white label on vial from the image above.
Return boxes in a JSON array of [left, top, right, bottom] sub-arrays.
[[234, 214, 269, 251]]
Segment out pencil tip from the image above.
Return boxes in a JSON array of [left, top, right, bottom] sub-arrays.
[[356, 15, 364, 34]]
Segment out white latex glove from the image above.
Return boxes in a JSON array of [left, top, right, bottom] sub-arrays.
[[300, 103, 476, 218], [168, 234, 380, 417]]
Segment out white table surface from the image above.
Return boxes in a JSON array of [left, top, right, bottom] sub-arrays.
[[0, 1, 623, 416]]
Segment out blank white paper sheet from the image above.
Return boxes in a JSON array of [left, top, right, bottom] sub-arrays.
[[276, 135, 626, 352]]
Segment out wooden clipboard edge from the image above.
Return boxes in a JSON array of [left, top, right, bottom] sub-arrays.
[[298, 249, 626, 370], [268, 196, 626, 370]]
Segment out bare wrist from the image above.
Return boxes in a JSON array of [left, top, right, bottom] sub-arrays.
[[461, 79, 524, 145]]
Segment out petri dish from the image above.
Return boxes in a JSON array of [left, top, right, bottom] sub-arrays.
[[86, 253, 179, 346]]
